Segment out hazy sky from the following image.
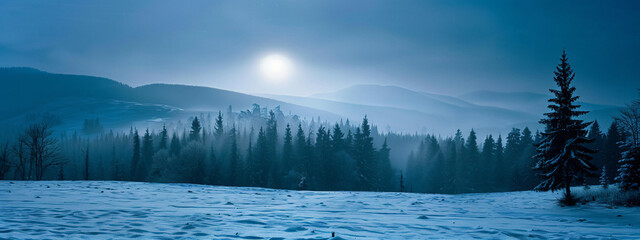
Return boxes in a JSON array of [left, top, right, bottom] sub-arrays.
[[1, 0, 638, 105]]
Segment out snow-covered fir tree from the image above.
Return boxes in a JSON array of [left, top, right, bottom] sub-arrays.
[[533, 51, 597, 201], [615, 93, 640, 191]]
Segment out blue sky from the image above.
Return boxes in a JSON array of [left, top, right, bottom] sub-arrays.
[[1, 0, 638, 105]]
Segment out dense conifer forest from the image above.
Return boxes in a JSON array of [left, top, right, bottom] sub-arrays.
[[0, 103, 631, 194]]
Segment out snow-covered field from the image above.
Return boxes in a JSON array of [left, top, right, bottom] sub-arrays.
[[1, 181, 639, 239]]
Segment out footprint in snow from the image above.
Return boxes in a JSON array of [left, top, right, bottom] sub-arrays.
[[285, 226, 307, 232], [237, 219, 266, 225], [182, 223, 196, 230]]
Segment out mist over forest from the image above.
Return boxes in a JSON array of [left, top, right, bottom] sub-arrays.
[[0, 66, 630, 194], [2, 1, 640, 238]]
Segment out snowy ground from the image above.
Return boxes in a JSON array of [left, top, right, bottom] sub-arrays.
[[1, 181, 639, 239]]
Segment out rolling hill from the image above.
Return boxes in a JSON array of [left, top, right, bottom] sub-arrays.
[[305, 84, 539, 135], [306, 84, 621, 134], [0, 68, 621, 137], [459, 90, 622, 129], [0, 67, 340, 137]]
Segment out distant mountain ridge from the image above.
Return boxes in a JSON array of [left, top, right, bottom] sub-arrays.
[[0, 67, 134, 120], [311, 84, 532, 117], [260, 93, 449, 134], [458, 90, 618, 113], [458, 89, 622, 129], [307, 84, 537, 134], [306, 84, 621, 135], [0, 68, 622, 137], [0, 67, 336, 114], [0, 67, 340, 136]]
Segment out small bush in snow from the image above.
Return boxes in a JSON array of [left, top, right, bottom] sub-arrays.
[[572, 185, 640, 206]]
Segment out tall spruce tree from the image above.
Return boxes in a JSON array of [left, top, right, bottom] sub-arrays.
[[481, 135, 495, 189], [159, 124, 168, 149], [228, 126, 239, 186], [131, 129, 140, 181], [602, 121, 623, 181], [331, 124, 345, 152], [316, 126, 332, 189], [427, 137, 446, 192], [190, 117, 202, 141], [345, 129, 354, 154], [215, 111, 224, 139], [519, 127, 537, 189], [377, 138, 392, 191], [505, 128, 522, 173], [494, 135, 505, 191], [253, 127, 268, 187], [453, 130, 465, 193], [504, 128, 523, 189], [295, 124, 308, 175], [282, 124, 293, 174], [534, 51, 596, 202], [520, 127, 534, 152], [482, 135, 495, 163], [465, 129, 480, 191], [139, 129, 153, 180], [588, 121, 604, 145], [588, 121, 605, 178], [266, 111, 279, 187], [354, 116, 377, 191], [331, 124, 347, 189]]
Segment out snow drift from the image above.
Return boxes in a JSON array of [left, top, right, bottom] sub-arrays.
[[1, 181, 639, 239]]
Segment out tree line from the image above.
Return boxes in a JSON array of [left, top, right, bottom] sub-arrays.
[[0, 108, 395, 192], [0, 106, 633, 195]]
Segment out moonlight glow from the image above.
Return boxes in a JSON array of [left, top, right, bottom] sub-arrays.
[[258, 53, 294, 82]]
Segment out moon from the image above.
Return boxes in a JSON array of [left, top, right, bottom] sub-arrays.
[[258, 53, 294, 82]]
